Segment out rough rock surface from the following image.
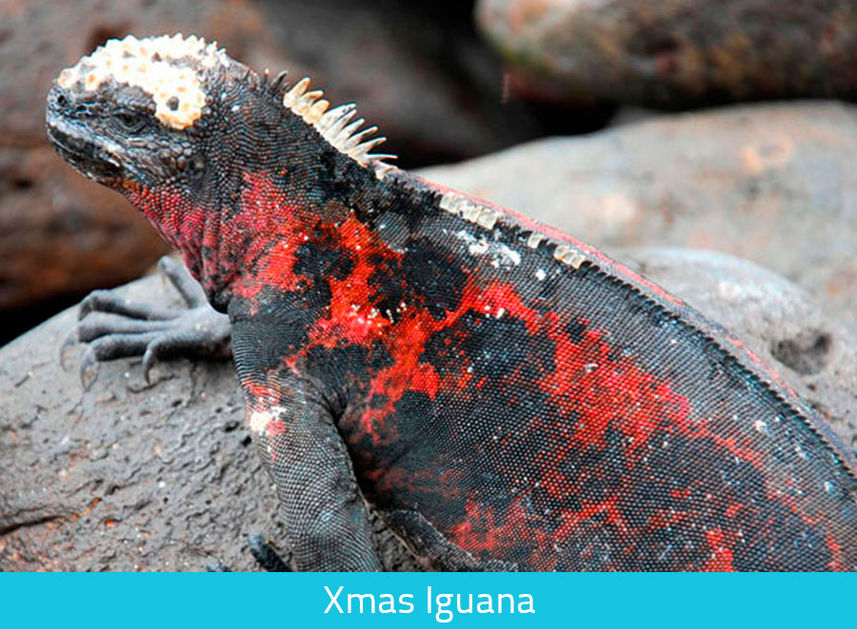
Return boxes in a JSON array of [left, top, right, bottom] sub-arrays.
[[476, 0, 857, 107], [2, 248, 855, 570], [418, 102, 857, 323]]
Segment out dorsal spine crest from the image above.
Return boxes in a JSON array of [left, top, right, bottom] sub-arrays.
[[280, 75, 394, 166]]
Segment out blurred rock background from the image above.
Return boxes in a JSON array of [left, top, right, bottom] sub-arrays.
[[477, 0, 857, 107], [2, 0, 856, 570]]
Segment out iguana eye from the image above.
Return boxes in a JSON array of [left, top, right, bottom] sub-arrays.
[[114, 109, 147, 133]]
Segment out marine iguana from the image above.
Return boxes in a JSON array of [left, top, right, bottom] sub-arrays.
[[46, 34, 857, 570]]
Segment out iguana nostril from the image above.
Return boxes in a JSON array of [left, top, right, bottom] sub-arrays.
[[56, 93, 68, 108]]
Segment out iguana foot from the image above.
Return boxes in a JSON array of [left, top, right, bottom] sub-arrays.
[[247, 534, 292, 572], [202, 536, 291, 572], [65, 256, 232, 388]]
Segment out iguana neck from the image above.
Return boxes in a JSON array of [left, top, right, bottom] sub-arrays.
[[223, 147, 389, 308], [125, 98, 392, 312]]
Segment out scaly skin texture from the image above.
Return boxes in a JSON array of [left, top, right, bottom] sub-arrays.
[[46, 35, 857, 571]]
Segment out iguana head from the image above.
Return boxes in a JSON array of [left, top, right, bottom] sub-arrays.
[[47, 34, 228, 189], [45, 33, 248, 268], [46, 33, 391, 300]]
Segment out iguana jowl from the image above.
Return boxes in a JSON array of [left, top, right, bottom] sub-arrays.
[[46, 34, 857, 570]]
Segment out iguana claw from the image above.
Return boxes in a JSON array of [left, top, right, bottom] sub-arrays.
[[247, 534, 292, 572], [59, 327, 80, 370], [67, 255, 232, 387]]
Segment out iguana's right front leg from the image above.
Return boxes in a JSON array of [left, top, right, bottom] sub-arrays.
[[240, 367, 381, 571], [230, 304, 382, 571]]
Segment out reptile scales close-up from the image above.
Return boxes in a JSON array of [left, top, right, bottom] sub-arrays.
[[2, 1, 857, 574]]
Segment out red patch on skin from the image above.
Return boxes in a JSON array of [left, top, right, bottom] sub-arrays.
[[232, 172, 307, 299], [355, 279, 544, 442], [449, 499, 556, 569], [243, 381, 280, 407], [554, 496, 628, 541], [533, 319, 775, 499], [702, 528, 736, 571], [541, 325, 689, 463], [356, 310, 447, 443], [826, 535, 844, 571], [671, 488, 692, 500], [724, 502, 745, 518], [125, 172, 311, 298], [367, 466, 465, 505], [266, 419, 287, 438], [309, 214, 396, 345], [124, 181, 200, 250], [124, 181, 208, 276], [646, 505, 689, 532]]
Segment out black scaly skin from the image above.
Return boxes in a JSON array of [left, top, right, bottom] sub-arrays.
[[46, 36, 857, 571]]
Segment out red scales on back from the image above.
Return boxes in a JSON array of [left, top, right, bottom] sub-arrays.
[[46, 34, 857, 571], [220, 165, 857, 570]]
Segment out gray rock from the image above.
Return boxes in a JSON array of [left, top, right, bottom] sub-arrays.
[[417, 102, 857, 323], [476, 0, 857, 107]]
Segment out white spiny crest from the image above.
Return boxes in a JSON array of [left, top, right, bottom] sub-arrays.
[[281, 76, 395, 166]]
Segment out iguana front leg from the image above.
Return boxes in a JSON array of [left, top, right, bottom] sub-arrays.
[[68, 256, 232, 384], [236, 337, 381, 571]]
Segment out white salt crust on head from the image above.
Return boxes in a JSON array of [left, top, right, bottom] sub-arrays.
[[59, 33, 394, 165], [57, 34, 228, 130]]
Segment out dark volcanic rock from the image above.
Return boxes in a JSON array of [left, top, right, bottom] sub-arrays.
[[476, 0, 857, 107], [418, 102, 857, 323], [2, 249, 855, 570], [0, 145, 169, 314]]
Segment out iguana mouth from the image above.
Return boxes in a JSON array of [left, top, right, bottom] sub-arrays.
[[45, 119, 122, 181]]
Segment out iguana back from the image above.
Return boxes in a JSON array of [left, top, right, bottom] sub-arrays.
[[239, 168, 857, 570]]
